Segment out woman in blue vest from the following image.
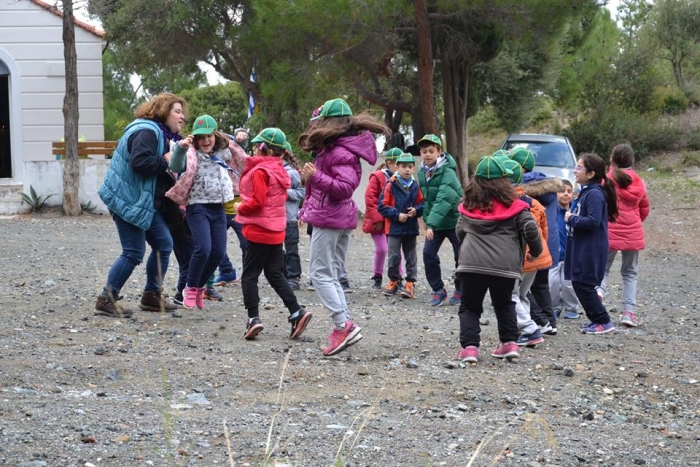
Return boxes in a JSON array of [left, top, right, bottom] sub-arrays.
[[95, 93, 187, 318]]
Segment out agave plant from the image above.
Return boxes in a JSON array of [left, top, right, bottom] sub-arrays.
[[21, 185, 55, 213]]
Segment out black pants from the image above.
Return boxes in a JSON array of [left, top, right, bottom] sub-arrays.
[[241, 241, 301, 319], [387, 235, 417, 282], [529, 269, 556, 327], [458, 273, 518, 348], [284, 222, 302, 279], [572, 280, 611, 325]]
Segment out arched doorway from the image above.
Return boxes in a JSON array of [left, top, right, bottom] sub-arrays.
[[0, 59, 10, 178]]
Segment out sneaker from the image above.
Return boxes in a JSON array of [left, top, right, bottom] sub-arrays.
[[621, 311, 639, 328], [457, 346, 479, 363], [542, 325, 558, 336], [578, 321, 594, 332], [214, 269, 238, 286], [491, 341, 520, 359], [516, 329, 545, 347], [562, 310, 580, 319], [322, 320, 362, 356], [371, 275, 383, 290], [195, 287, 205, 309], [583, 321, 616, 335], [539, 322, 553, 334], [400, 281, 415, 299], [204, 286, 223, 301], [183, 286, 198, 310], [340, 278, 353, 293], [553, 309, 562, 319], [430, 289, 448, 306], [306, 280, 315, 291], [383, 280, 401, 296], [289, 309, 313, 339], [94, 294, 133, 318], [288, 278, 301, 291], [172, 291, 184, 306], [244, 317, 264, 340], [448, 291, 461, 306], [139, 290, 178, 312]]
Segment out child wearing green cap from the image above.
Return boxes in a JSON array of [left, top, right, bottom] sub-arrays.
[[416, 134, 463, 306], [281, 142, 305, 290], [167, 115, 235, 310], [455, 156, 543, 362]]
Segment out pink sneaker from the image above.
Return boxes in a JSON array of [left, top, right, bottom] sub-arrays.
[[621, 311, 638, 328], [183, 286, 198, 309], [195, 287, 205, 309], [322, 321, 362, 356], [491, 341, 519, 359], [457, 346, 479, 363]]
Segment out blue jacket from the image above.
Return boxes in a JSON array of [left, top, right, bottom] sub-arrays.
[[98, 119, 165, 230], [521, 172, 562, 264], [378, 176, 424, 236], [284, 162, 305, 223], [564, 183, 609, 286], [557, 205, 567, 261]]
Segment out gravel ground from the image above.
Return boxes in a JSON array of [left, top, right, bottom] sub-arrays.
[[1, 169, 699, 467]]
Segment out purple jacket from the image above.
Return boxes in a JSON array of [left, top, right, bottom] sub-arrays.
[[300, 131, 378, 229]]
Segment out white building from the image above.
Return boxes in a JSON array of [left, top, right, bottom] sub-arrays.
[[0, 0, 106, 213]]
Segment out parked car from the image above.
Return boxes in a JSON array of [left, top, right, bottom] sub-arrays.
[[500, 134, 577, 185]]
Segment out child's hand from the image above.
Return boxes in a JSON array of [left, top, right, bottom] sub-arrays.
[[426, 228, 434, 240], [234, 201, 242, 212], [398, 213, 408, 223], [301, 162, 316, 181], [564, 211, 573, 222], [297, 219, 305, 229], [407, 207, 416, 217], [373, 221, 383, 232], [178, 135, 193, 149]]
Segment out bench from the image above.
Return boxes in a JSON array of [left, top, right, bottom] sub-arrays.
[[52, 141, 117, 160]]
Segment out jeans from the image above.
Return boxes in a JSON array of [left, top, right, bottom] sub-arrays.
[[423, 229, 461, 293], [185, 204, 227, 288], [387, 235, 417, 282], [241, 241, 301, 318], [168, 219, 193, 293], [284, 221, 302, 279], [458, 273, 517, 348], [219, 214, 248, 274], [599, 250, 639, 312], [104, 210, 172, 296], [549, 260, 579, 313], [572, 280, 612, 324]]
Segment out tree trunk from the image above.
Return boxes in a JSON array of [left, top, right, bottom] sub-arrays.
[[414, 0, 439, 135], [61, 0, 81, 216], [441, 59, 470, 186]]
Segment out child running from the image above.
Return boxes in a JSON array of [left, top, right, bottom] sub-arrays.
[[549, 179, 580, 319], [455, 156, 542, 362], [378, 152, 424, 299], [299, 98, 390, 356], [565, 153, 619, 334], [363, 148, 401, 290], [235, 128, 312, 340], [167, 115, 234, 310], [598, 144, 650, 327]]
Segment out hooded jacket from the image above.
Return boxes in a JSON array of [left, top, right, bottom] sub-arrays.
[[378, 175, 424, 236], [417, 153, 462, 231], [521, 173, 563, 264], [362, 168, 393, 234], [607, 167, 649, 251], [455, 199, 542, 280], [284, 162, 305, 223], [299, 131, 378, 229]]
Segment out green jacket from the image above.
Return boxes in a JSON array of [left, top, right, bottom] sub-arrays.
[[418, 153, 462, 231]]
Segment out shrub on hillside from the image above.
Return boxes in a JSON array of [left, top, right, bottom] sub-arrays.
[[651, 86, 688, 115]]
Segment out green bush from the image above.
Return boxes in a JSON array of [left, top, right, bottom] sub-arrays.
[[681, 151, 700, 167], [468, 106, 502, 135], [651, 86, 688, 115]]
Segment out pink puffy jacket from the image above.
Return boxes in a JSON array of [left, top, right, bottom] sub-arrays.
[[607, 168, 650, 251]]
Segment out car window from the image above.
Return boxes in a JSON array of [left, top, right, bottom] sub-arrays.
[[504, 142, 575, 168]]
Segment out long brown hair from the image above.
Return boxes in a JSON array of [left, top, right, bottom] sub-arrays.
[[609, 144, 634, 189], [579, 153, 619, 222], [282, 149, 302, 171], [194, 130, 230, 152], [134, 92, 187, 123], [462, 176, 517, 212], [299, 113, 390, 152]]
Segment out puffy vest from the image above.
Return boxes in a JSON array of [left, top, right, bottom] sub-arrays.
[[235, 158, 290, 232]]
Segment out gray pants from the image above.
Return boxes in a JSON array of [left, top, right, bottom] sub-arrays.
[[309, 227, 352, 326], [598, 250, 639, 313], [513, 271, 538, 334], [548, 260, 579, 313], [387, 235, 418, 282]]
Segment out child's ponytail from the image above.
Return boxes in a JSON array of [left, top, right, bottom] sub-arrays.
[[602, 175, 619, 223], [609, 144, 634, 189]]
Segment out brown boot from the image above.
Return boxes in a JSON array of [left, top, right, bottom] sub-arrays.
[[95, 294, 133, 318], [139, 290, 177, 312]]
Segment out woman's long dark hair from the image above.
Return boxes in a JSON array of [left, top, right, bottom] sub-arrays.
[[609, 144, 634, 189], [462, 176, 517, 212], [579, 153, 619, 222], [299, 113, 390, 152]]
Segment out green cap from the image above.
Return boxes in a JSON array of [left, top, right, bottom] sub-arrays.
[[284, 141, 293, 152], [501, 158, 523, 184], [492, 149, 512, 159], [251, 127, 287, 149], [417, 134, 442, 148], [474, 155, 513, 180], [318, 98, 353, 118], [191, 115, 217, 135], [396, 154, 416, 165], [385, 148, 404, 161], [509, 147, 535, 172]]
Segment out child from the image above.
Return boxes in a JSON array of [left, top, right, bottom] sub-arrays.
[[565, 153, 619, 334], [549, 179, 580, 319], [282, 142, 306, 290], [235, 128, 312, 340], [167, 115, 234, 310], [598, 144, 650, 327], [416, 134, 463, 306], [455, 156, 542, 362], [299, 98, 390, 356], [363, 148, 401, 289], [378, 152, 424, 299]]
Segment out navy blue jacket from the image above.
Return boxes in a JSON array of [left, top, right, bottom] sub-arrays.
[[378, 176, 424, 236], [564, 183, 609, 286], [521, 172, 563, 264]]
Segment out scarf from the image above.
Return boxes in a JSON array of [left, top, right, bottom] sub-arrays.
[[210, 153, 240, 178], [155, 121, 182, 148], [398, 175, 414, 189], [421, 155, 447, 179]]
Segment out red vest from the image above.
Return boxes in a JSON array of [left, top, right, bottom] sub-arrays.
[[235, 157, 290, 234]]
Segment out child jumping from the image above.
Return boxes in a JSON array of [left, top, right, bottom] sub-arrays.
[[549, 179, 580, 319], [416, 134, 463, 306], [565, 153, 619, 334], [378, 152, 424, 299], [299, 98, 390, 356], [455, 156, 542, 362], [235, 128, 312, 340], [598, 144, 650, 327]]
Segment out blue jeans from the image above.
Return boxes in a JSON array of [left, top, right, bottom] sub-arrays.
[[572, 280, 612, 325], [284, 221, 302, 279], [104, 210, 173, 295], [219, 214, 248, 273], [186, 204, 227, 287], [423, 229, 461, 293]]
